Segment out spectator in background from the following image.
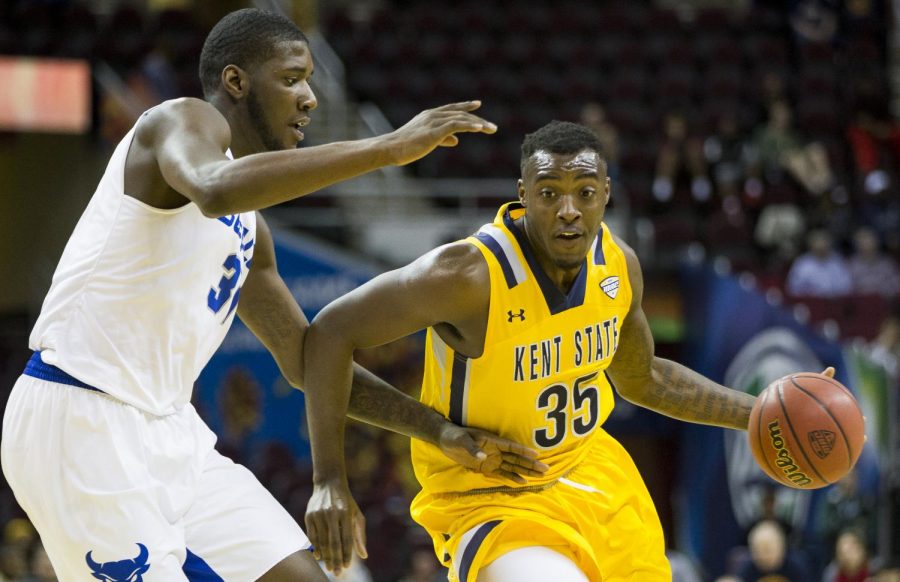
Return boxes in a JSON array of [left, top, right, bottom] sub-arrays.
[[0, 544, 28, 581], [754, 203, 807, 267], [0, 518, 34, 581], [816, 469, 878, 566], [870, 558, 900, 582], [848, 226, 900, 296], [786, 229, 853, 297], [580, 102, 620, 179], [789, 0, 839, 44], [847, 79, 900, 194], [653, 111, 712, 204], [704, 112, 751, 201], [747, 100, 835, 196], [868, 312, 900, 377], [25, 542, 56, 582], [734, 519, 809, 581], [821, 529, 871, 582]]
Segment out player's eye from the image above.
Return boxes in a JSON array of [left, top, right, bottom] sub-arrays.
[[540, 189, 556, 198], [285, 77, 297, 86], [581, 188, 596, 198]]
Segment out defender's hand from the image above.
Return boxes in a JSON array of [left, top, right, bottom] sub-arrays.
[[305, 480, 366, 576], [438, 424, 549, 484], [385, 101, 497, 166]]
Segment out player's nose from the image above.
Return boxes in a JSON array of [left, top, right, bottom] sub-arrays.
[[300, 85, 318, 112], [557, 195, 581, 222]]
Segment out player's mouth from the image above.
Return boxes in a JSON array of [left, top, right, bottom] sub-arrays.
[[555, 229, 583, 242], [291, 117, 310, 141]]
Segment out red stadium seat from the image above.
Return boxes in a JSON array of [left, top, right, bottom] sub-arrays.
[[840, 293, 889, 340]]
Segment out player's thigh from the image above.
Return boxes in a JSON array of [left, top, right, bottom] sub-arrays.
[[259, 550, 328, 582], [1, 378, 193, 581], [182, 446, 320, 581], [479, 547, 589, 582]]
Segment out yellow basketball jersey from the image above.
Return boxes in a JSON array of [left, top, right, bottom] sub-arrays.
[[411, 201, 632, 499]]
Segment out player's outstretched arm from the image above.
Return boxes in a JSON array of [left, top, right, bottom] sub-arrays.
[[605, 239, 757, 430], [146, 98, 496, 217]]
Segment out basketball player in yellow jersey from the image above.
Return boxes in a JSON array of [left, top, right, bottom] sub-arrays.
[[302, 121, 832, 580]]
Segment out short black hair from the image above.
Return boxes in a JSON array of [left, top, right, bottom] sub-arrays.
[[520, 121, 606, 173], [199, 8, 308, 99]]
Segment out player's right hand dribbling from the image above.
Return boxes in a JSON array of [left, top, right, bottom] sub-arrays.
[[383, 101, 497, 166]]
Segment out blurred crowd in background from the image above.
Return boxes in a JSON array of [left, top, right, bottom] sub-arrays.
[[0, 0, 899, 580]]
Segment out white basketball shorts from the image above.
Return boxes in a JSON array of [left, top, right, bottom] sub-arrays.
[[1, 357, 310, 581]]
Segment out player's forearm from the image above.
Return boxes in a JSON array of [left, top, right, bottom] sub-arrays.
[[199, 137, 393, 216], [302, 325, 355, 484], [628, 358, 755, 430], [347, 364, 446, 445]]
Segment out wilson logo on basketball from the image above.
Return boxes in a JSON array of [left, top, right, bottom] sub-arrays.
[[808, 430, 836, 459], [767, 420, 813, 487]]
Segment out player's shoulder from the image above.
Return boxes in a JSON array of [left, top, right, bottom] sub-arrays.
[[415, 240, 486, 281], [135, 98, 227, 141], [607, 229, 644, 299], [404, 240, 489, 299], [148, 97, 215, 118], [608, 230, 640, 271]]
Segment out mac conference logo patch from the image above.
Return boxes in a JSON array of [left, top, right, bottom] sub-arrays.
[[808, 429, 836, 459], [600, 276, 619, 299]]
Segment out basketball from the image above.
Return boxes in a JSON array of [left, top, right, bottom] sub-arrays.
[[748, 373, 865, 489]]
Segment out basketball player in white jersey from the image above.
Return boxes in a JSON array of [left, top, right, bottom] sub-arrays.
[[0, 9, 546, 581]]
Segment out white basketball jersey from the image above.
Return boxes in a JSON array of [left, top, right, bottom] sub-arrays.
[[30, 116, 256, 415]]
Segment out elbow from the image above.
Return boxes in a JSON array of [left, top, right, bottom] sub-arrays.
[[194, 187, 232, 218], [606, 369, 651, 405], [192, 170, 238, 218], [284, 367, 304, 392]]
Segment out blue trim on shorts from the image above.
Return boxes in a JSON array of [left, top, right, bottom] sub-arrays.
[[23, 352, 105, 394], [459, 520, 501, 582], [183, 549, 224, 581]]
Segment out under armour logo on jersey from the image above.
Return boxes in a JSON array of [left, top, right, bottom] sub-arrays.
[[85, 543, 150, 581], [600, 276, 620, 299], [507, 309, 526, 322]]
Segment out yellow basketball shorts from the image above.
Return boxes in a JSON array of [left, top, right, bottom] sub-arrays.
[[411, 429, 671, 581]]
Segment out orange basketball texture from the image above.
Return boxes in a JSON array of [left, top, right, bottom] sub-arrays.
[[748, 373, 865, 489]]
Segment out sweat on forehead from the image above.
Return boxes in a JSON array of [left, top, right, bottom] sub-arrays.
[[525, 149, 606, 176], [520, 120, 607, 173]]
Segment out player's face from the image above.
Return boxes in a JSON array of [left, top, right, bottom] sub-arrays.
[[518, 149, 610, 273], [246, 40, 318, 152]]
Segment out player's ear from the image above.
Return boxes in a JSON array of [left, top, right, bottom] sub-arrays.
[[517, 179, 526, 206], [604, 176, 611, 206], [222, 65, 248, 100]]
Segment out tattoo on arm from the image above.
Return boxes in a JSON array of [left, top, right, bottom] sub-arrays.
[[346, 365, 444, 443], [644, 359, 755, 430]]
